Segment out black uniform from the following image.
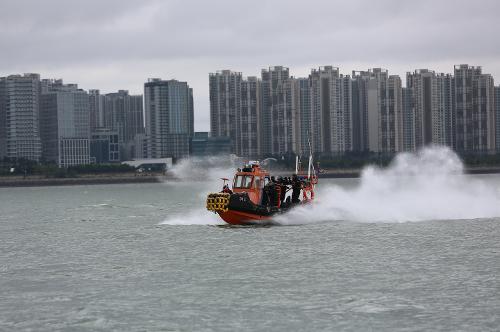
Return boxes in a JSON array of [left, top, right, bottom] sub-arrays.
[[291, 175, 302, 203]]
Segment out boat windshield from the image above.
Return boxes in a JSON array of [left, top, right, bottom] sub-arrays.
[[255, 177, 261, 189], [234, 175, 253, 189]]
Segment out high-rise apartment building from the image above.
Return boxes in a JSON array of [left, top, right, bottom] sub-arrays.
[[310, 66, 336, 155], [338, 75, 354, 153], [239, 77, 261, 158], [309, 66, 353, 156], [103, 90, 144, 143], [209, 70, 242, 154], [144, 78, 194, 159], [0, 78, 6, 158], [494, 86, 500, 151], [89, 89, 105, 131], [294, 78, 311, 155], [0, 74, 42, 161], [351, 71, 371, 152], [406, 70, 455, 148], [40, 80, 91, 167], [436, 73, 455, 147], [401, 87, 415, 151], [382, 74, 403, 153], [261, 66, 298, 156], [102, 90, 144, 160], [454, 65, 496, 152], [88, 89, 144, 160], [406, 69, 437, 147], [352, 69, 403, 153]]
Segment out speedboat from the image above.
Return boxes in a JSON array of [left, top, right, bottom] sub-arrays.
[[206, 156, 318, 226]]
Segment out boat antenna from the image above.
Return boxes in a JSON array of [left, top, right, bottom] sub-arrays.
[[307, 133, 313, 179]]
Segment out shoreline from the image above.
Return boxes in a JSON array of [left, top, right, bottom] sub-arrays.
[[0, 173, 167, 187]]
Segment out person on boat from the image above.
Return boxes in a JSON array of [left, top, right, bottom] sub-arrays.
[[267, 176, 281, 206], [291, 174, 302, 204], [263, 180, 275, 206], [262, 184, 269, 206], [277, 176, 287, 204], [222, 184, 233, 194]]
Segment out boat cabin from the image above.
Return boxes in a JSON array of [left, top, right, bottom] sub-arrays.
[[232, 162, 269, 205]]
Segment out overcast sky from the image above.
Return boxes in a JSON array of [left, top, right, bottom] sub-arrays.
[[1, 0, 500, 131]]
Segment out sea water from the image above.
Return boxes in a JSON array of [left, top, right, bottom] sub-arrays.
[[1, 147, 500, 331]]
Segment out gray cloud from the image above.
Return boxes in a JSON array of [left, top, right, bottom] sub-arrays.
[[1, 0, 500, 130]]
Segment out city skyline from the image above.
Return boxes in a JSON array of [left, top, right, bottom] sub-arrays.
[[209, 64, 498, 158], [1, 63, 499, 131], [2, 0, 500, 131], [1, 62, 498, 164]]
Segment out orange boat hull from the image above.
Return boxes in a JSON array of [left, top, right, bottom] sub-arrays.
[[218, 209, 272, 226]]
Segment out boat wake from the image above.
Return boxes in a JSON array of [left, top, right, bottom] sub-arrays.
[[275, 146, 500, 225], [160, 209, 223, 225], [161, 146, 500, 226]]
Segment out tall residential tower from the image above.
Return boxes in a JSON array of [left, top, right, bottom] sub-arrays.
[[261, 66, 299, 156], [0, 74, 42, 161], [494, 86, 500, 151], [144, 78, 194, 159], [309, 66, 353, 156], [454, 65, 496, 152], [239, 76, 261, 158], [209, 70, 242, 154], [406, 70, 455, 148], [352, 69, 403, 153]]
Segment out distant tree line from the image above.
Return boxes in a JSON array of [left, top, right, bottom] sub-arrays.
[[270, 151, 500, 170], [460, 153, 500, 166], [2, 152, 500, 178], [0, 158, 135, 177]]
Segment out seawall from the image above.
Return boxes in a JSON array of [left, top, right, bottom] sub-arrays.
[[0, 173, 167, 187]]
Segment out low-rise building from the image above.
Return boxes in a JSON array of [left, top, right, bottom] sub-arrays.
[[191, 132, 231, 156], [90, 128, 120, 163]]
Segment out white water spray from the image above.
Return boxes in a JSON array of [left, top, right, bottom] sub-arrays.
[[275, 146, 500, 224], [160, 210, 223, 225], [168, 155, 239, 182], [160, 156, 237, 225], [161, 146, 500, 225]]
